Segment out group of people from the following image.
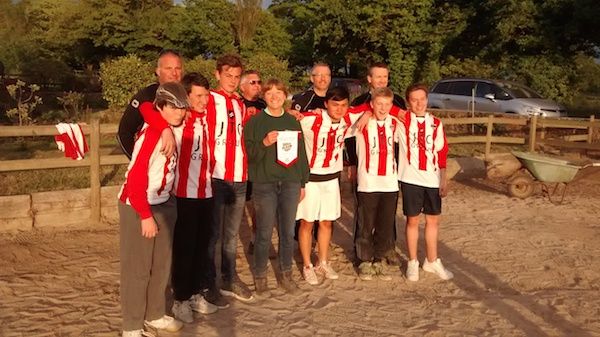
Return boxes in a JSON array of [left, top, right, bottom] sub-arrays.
[[116, 50, 453, 337]]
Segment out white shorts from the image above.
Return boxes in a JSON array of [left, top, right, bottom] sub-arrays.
[[296, 178, 341, 221]]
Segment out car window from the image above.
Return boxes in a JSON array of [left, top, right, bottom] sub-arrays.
[[497, 81, 542, 99], [447, 81, 475, 96], [432, 81, 451, 94], [492, 85, 511, 100], [475, 82, 493, 97]]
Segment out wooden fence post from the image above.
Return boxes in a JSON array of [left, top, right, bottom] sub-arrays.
[[485, 115, 494, 158], [588, 115, 595, 144], [528, 113, 538, 152], [90, 119, 101, 224]]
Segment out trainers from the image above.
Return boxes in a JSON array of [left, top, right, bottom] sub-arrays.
[[122, 330, 153, 337], [302, 264, 319, 285], [358, 262, 375, 281], [422, 258, 454, 280], [202, 286, 229, 309], [254, 276, 271, 297], [406, 259, 420, 282], [280, 271, 300, 294], [144, 315, 183, 333], [171, 300, 194, 323], [220, 280, 255, 302], [372, 261, 392, 281], [191, 293, 217, 314], [384, 249, 402, 266], [316, 261, 339, 280]]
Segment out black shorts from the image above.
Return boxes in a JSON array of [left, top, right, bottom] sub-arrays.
[[400, 182, 442, 216]]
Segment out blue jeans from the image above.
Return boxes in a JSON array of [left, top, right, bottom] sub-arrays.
[[209, 178, 247, 285], [252, 181, 301, 277]]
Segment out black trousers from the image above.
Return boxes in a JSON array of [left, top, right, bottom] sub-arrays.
[[171, 197, 213, 301], [355, 191, 398, 263]]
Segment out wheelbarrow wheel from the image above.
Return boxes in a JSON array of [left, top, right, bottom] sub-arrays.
[[508, 174, 534, 199]]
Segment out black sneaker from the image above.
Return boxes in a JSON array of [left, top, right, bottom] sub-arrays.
[[220, 280, 255, 302], [202, 287, 230, 309]]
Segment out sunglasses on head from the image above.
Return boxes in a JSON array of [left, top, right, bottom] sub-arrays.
[[249, 80, 262, 85]]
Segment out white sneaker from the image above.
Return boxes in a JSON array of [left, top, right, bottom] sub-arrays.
[[191, 294, 218, 314], [422, 258, 454, 280], [122, 330, 144, 337], [171, 300, 194, 323], [406, 259, 420, 282], [302, 264, 319, 285], [316, 261, 339, 280], [144, 315, 183, 333]]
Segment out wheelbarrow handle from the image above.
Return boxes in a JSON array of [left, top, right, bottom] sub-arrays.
[[581, 163, 600, 169]]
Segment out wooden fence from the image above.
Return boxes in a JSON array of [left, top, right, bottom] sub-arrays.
[[0, 112, 598, 230]]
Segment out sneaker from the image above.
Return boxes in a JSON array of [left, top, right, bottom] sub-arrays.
[[279, 271, 300, 294], [302, 264, 319, 285], [372, 261, 392, 281], [406, 259, 420, 282], [358, 262, 375, 281], [220, 280, 255, 302], [171, 300, 194, 323], [144, 315, 183, 333], [316, 261, 339, 280], [384, 249, 402, 266], [202, 286, 229, 309], [191, 294, 217, 314], [422, 258, 454, 280]]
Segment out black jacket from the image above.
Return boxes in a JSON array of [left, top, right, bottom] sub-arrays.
[[291, 89, 326, 112], [117, 83, 159, 159]]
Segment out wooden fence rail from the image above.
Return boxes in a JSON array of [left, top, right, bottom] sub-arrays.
[[0, 112, 598, 226]]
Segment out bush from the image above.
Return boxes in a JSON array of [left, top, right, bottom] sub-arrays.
[[245, 52, 292, 84], [99, 55, 154, 108], [185, 56, 217, 88]]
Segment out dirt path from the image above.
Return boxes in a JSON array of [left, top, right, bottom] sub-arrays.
[[1, 168, 599, 336]]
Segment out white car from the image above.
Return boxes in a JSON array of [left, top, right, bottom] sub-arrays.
[[428, 78, 567, 117]]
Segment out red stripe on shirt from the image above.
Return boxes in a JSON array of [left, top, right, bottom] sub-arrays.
[[417, 120, 427, 171], [309, 115, 323, 168], [177, 115, 195, 197], [362, 127, 370, 173], [377, 124, 387, 176]]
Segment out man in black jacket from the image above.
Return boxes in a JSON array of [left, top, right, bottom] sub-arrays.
[[291, 62, 331, 113], [117, 49, 183, 158]]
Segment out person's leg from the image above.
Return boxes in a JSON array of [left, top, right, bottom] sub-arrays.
[[424, 214, 440, 262], [171, 197, 199, 302], [277, 181, 301, 273], [208, 179, 227, 289], [401, 182, 425, 261], [405, 215, 420, 260], [119, 203, 155, 331], [145, 197, 177, 321], [298, 220, 314, 267], [220, 181, 247, 285], [355, 192, 377, 263], [252, 182, 277, 278], [373, 192, 398, 261], [316, 220, 332, 263]]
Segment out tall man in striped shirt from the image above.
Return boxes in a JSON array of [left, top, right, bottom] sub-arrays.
[[205, 54, 254, 302]]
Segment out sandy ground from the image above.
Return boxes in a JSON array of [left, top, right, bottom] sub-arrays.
[[1, 161, 600, 337]]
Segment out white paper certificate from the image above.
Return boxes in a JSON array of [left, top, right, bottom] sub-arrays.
[[276, 130, 300, 167]]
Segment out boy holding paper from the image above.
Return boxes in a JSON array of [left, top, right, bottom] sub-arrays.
[[244, 78, 310, 297]]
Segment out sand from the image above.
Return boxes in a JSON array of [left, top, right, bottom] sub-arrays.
[[1, 161, 599, 337]]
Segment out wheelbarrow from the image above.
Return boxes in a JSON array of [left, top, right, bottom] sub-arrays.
[[507, 151, 600, 204]]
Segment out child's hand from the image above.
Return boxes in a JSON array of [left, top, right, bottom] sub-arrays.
[[160, 128, 176, 157], [299, 188, 305, 202], [262, 131, 278, 146], [141, 217, 158, 238], [355, 111, 372, 132], [439, 176, 448, 198], [286, 109, 304, 121]]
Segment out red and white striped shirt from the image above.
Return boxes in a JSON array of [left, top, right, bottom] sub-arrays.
[[355, 116, 400, 192], [173, 110, 213, 199], [118, 123, 178, 219], [206, 90, 248, 182], [397, 111, 448, 188], [300, 108, 363, 175]]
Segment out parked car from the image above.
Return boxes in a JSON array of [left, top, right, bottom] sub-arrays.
[[428, 78, 567, 117]]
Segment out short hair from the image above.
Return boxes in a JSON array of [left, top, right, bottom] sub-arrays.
[[405, 83, 429, 101], [157, 49, 182, 67], [311, 62, 330, 75], [261, 78, 288, 97], [371, 87, 394, 101], [216, 54, 244, 73], [154, 82, 189, 110], [241, 70, 260, 83], [325, 86, 349, 102], [182, 72, 209, 93], [368, 62, 388, 76]]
